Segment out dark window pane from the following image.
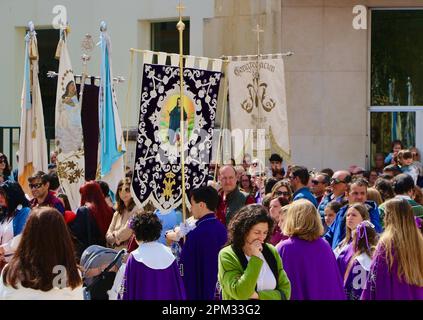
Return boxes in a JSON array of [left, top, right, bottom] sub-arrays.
[[371, 10, 423, 106], [151, 20, 190, 57]]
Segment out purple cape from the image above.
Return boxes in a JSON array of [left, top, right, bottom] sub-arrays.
[[180, 214, 228, 300], [277, 237, 346, 300], [361, 245, 423, 300], [343, 254, 371, 300], [121, 243, 186, 300], [336, 243, 354, 281]]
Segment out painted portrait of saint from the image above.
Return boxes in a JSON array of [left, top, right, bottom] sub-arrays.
[[56, 80, 83, 154], [159, 95, 195, 146]]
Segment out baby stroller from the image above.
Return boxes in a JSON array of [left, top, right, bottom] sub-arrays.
[[81, 245, 126, 300]]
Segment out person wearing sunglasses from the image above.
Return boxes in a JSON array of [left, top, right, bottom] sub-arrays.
[[0, 181, 31, 267], [310, 173, 330, 205], [271, 180, 293, 203], [288, 166, 317, 208], [106, 178, 137, 250], [28, 171, 64, 215], [0, 154, 12, 182], [317, 170, 351, 221]]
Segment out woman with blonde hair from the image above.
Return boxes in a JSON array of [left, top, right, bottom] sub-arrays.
[[277, 199, 345, 300], [366, 188, 383, 207], [361, 198, 423, 299]]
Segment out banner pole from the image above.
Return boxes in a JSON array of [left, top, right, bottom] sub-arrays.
[[177, 1, 187, 225]]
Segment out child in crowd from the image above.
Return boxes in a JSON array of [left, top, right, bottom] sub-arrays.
[[341, 221, 378, 300]]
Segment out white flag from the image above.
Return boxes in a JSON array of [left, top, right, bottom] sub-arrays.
[[227, 57, 291, 163], [18, 31, 48, 195], [55, 34, 85, 211]]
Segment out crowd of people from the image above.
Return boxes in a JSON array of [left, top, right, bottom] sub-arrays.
[[0, 141, 422, 300]]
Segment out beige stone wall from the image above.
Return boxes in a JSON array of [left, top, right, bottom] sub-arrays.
[[205, 0, 423, 170]]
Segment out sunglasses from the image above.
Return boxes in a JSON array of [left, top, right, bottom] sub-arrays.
[[275, 191, 290, 197], [0, 160, 5, 164], [330, 178, 346, 185], [29, 183, 44, 189], [311, 180, 323, 185], [119, 187, 130, 193]]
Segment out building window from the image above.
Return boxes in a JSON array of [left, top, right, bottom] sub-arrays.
[[370, 10, 423, 167], [151, 20, 190, 57]]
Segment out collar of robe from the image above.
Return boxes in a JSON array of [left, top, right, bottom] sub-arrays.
[[132, 241, 175, 270]]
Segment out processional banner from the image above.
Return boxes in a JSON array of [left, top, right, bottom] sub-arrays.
[[131, 61, 222, 212], [227, 56, 290, 163], [55, 35, 85, 210]]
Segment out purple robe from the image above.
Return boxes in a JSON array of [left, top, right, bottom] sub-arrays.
[[336, 243, 354, 281], [121, 242, 186, 300], [179, 213, 228, 300], [343, 253, 372, 300], [278, 237, 346, 300], [361, 245, 423, 300]]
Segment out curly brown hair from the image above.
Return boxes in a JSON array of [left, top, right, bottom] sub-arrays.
[[226, 204, 273, 250]]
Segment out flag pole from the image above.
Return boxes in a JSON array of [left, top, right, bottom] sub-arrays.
[[252, 24, 264, 161], [177, 0, 187, 225]]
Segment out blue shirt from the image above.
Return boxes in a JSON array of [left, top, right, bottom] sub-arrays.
[[318, 193, 346, 218], [293, 187, 318, 207], [324, 200, 382, 249]]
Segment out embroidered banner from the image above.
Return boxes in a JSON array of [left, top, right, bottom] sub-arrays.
[[55, 35, 85, 211], [131, 64, 222, 212], [227, 57, 290, 163]]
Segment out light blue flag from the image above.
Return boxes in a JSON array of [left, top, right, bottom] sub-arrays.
[[99, 31, 125, 179]]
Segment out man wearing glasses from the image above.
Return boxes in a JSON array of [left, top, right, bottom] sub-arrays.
[[289, 166, 318, 207], [28, 171, 65, 215], [317, 170, 351, 220], [310, 173, 330, 205]]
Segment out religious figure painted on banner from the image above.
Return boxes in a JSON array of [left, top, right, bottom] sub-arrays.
[[159, 95, 195, 147], [168, 98, 187, 145], [56, 80, 83, 154]]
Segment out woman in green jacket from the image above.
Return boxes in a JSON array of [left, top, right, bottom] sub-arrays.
[[218, 204, 291, 300]]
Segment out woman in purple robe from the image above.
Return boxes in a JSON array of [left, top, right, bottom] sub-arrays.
[[335, 203, 370, 277], [120, 211, 186, 300], [341, 221, 377, 300], [277, 199, 346, 300], [361, 198, 423, 300]]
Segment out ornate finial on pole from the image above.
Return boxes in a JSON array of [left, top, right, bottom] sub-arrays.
[[100, 21, 107, 32], [79, 34, 94, 106], [176, 0, 187, 226], [28, 21, 35, 33]]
